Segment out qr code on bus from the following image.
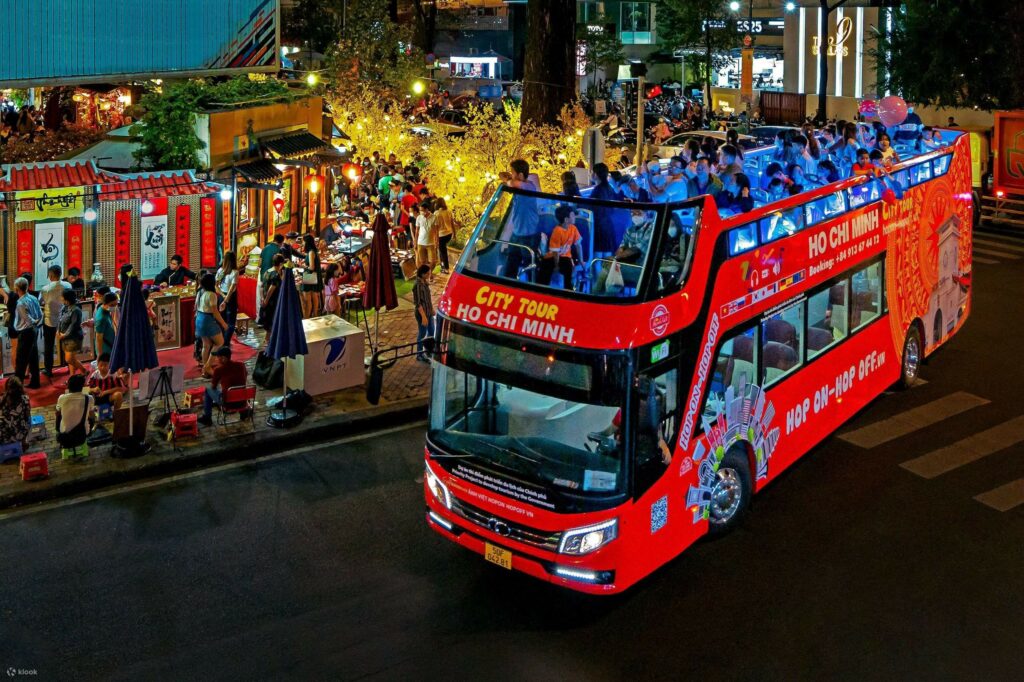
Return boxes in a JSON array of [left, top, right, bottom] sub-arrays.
[[651, 496, 668, 534]]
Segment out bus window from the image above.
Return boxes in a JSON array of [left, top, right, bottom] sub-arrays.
[[892, 169, 910, 192], [807, 281, 848, 358], [805, 191, 847, 226], [848, 180, 881, 209], [910, 162, 933, 186], [634, 367, 679, 495], [704, 328, 758, 422], [762, 304, 804, 386], [851, 262, 882, 329], [728, 222, 758, 255], [653, 210, 694, 294], [759, 207, 804, 243], [933, 154, 952, 177]]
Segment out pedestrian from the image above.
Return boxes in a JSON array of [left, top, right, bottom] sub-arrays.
[[259, 254, 286, 336], [323, 263, 342, 316], [0, 376, 31, 448], [93, 292, 118, 357], [40, 264, 71, 379], [216, 251, 239, 345], [412, 264, 434, 362], [300, 234, 322, 318], [433, 197, 455, 274], [12, 277, 42, 389], [57, 288, 86, 377], [195, 272, 228, 376], [415, 200, 438, 279]]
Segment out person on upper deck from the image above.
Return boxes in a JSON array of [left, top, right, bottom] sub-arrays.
[[716, 173, 754, 214], [687, 156, 723, 199], [589, 162, 625, 257], [498, 159, 541, 279]]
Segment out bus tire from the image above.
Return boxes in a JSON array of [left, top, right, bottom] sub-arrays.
[[706, 448, 752, 537], [898, 325, 923, 389]]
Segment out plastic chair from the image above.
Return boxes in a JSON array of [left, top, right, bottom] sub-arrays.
[[0, 441, 24, 464], [96, 403, 115, 422], [61, 444, 89, 461], [218, 386, 257, 428], [29, 414, 48, 442]]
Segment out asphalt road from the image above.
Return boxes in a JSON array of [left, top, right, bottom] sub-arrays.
[[3, 229, 1024, 681]]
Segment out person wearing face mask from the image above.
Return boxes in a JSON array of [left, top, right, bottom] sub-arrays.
[[642, 160, 671, 204], [597, 209, 655, 294], [663, 156, 689, 202], [621, 177, 652, 203], [717, 144, 743, 184], [716, 172, 754, 213], [766, 177, 788, 202], [785, 163, 807, 195], [589, 162, 625, 257], [657, 213, 689, 285], [686, 157, 723, 199]]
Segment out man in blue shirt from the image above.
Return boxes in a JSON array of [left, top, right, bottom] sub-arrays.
[[498, 159, 540, 279], [13, 277, 42, 388]]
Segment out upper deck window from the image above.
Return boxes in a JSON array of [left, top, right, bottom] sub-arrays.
[[759, 206, 804, 243], [804, 191, 847, 226], [456, 186, 698, 301]]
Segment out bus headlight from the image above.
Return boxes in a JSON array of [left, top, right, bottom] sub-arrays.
[[558, 518, 618, 555], [425, 464, 451, 509]]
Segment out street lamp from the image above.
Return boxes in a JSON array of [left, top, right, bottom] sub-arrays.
[[411, 80, 426, 96], [729, 1, 740, 11], [306, 72, 319, 87], [785, 1, 796, 11]]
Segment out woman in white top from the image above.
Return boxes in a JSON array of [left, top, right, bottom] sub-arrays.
[[415, 200, 438, 281], [215, 251, 239, 345]]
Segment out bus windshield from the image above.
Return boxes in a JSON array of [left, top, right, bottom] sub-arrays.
[[428, 327, 632, 508], [457, 186, 699, 299]]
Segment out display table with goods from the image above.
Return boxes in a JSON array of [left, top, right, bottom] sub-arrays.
[[283, 314, 365, 396], [151, 283, 196, 350]]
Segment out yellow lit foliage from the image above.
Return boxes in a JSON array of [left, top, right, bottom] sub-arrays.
[[326, 84, 420, 165]]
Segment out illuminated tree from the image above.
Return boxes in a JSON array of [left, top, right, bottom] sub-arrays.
[[325, 84, 421, 164]]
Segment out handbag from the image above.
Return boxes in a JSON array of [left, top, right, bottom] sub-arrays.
[[301, 269, 319, 286], [605, 260, 625, 290], [253, 351, 284, 389]]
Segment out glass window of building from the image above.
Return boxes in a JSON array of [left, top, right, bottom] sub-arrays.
[[621, 2, 654, 45]]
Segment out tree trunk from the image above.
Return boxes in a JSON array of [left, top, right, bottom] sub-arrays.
[[412, 0, 437, 54], [522, 0, 577, 125]]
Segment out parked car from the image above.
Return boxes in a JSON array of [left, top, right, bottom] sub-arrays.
[[410, 109, 468, 138], [648, 130, 757, 159]]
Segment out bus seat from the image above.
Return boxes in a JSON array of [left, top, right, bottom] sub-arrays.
[[733, 334, 755, 363], [764, 317, 797, 349], [763, 341, 797, 381], [807, 327, 833, 353], [538, 213, 558, 238], [831, 304, 848, 336]]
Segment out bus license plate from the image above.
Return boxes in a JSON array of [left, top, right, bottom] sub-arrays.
[[484, 543, 512, 570]]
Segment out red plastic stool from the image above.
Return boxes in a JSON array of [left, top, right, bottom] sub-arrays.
[[171, 411, 200, 439], [182, 387, 206, 410], [20, 452, 49, 481]]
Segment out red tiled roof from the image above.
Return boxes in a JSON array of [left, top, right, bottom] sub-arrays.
[[0, 161, 111, 192], [98, 172, 221, 202]]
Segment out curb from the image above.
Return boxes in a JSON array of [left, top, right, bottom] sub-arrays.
[[0, 398, 429, 512]]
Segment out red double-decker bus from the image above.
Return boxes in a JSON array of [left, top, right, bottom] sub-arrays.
[[423, 130, 974, 593]]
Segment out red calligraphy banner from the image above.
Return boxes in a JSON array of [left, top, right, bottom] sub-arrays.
[[175, 204, 191, 269], [67, 224, 83, 273], [16, 229, 33, 277], [200, 197, 217, 268], [115, 209, 132, 276], [222, 199, 231, 255]]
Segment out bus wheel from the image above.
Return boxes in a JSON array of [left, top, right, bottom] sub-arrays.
[[707, 449, 751, 536], [899, 326, 922, 389]]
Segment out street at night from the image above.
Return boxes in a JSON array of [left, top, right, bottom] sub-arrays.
[[4, 229, 1023, 680]]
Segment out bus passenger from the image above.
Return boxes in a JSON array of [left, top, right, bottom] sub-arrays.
[[686, 157, 723, 198], [538, 205, 582, 290], [716, 172, 754, 213], [851, 148, 876, 176], [596, 208, 655, 294], [877, 133, 900, 166], [498, 159, 540, 280], [817, 160, 840, 184]]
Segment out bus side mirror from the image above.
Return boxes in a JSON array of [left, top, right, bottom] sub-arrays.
[[367, 353, 384, 405]]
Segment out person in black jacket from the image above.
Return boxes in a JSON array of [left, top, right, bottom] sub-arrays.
[[716, 172, 755, 214], [153, 254, 197, 287]]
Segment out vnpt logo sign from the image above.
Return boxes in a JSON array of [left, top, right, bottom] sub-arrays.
[[321, 337, 348, 374]]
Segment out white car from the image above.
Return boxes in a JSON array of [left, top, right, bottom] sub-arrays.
[[649, 130, 758, 160]]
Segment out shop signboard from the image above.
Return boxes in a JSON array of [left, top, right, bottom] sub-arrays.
[[33, 221, 65, 287], [1, 0, 279, 88], [200, 198, 218, 268], [140, 213, 169, 281], [15, 186, 85, 222]]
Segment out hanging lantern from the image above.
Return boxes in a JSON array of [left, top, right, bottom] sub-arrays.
[[273, 197, 285, 214]]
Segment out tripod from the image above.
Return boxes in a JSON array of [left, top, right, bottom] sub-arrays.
[[147, 366, 180, 429]]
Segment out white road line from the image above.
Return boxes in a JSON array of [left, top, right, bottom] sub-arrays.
[[839, 392, 989, 449], [900, 415, 1024, 479], [974, 237, 1024, 253], [973, 256, 1000, 265], [973, 247, 1021, 260], [0, 421, 427, 522], [974, 478, 1024, 512]]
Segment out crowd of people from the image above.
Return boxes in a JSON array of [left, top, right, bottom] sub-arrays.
[[0, 102, 45, 146]]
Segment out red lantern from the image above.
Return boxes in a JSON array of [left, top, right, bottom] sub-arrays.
[[273, 197, 285, 214]]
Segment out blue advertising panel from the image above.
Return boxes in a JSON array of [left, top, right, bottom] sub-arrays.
[[0, 0, 279, 87]]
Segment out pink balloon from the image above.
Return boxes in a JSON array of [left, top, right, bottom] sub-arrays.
[[877, 95, 908, 127]]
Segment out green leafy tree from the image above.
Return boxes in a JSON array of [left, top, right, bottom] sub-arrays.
[[658, 0, 738, 106], [577, 15, 626, 95], [131, 77, 294, 170], [282, 0, 343, 53], [873, 0, 1024, 110], [325, 0, 424, 99]]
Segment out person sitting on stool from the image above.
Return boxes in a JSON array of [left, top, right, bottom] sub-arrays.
[[87, 352, 126, 411], [197, 346, 248, 426]]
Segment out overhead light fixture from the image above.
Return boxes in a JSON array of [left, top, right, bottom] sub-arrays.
[[219, 187, 233, 201], [141, 200, 154, 214], [84, 207, 98, 222]]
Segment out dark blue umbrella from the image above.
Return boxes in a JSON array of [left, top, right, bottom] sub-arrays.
[[266, 264, 308, 427], [109, 272, 159, 438]]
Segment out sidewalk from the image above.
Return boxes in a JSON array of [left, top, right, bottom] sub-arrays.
[[0, 274, 444, 511]]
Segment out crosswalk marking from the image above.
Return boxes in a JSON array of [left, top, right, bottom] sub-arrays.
[[839, 392, 989, 448], [974, 478, 1024, 512], [900, 415, 1024, 479], [975, 237, 1024, 253], [973, 247, 1021, 260], [974, 256, 999, 265]]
